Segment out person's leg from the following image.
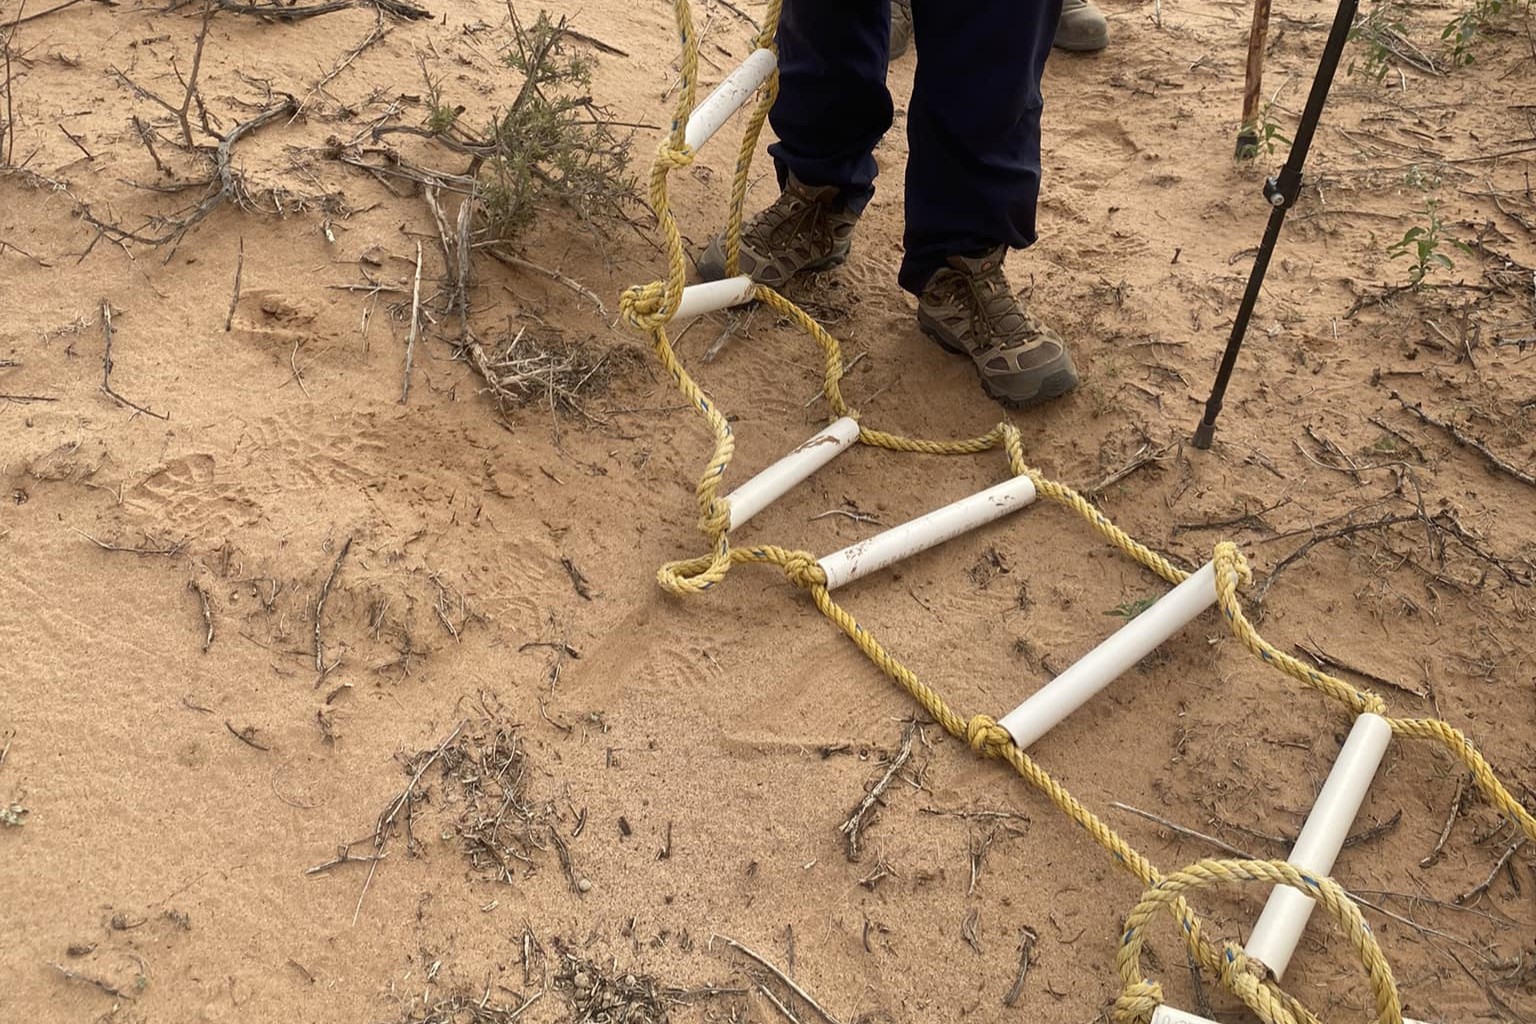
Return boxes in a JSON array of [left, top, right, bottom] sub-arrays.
[[901, 0, 1079, 409], [899, 0, 1062, 294], [889, 0, 1105, 61], [767, 0, 893, 212], [698, 0, 892, 285]]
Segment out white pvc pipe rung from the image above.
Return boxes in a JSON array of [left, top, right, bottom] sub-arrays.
[[724, 417, 861, 533], [1244, 711, 1393, 980], [1155, 1008, 1430, 1024], [684, 48, 778, 151], [673, 275, 756, 321], [997, 562, 1217, 750], [817, 476, 1037, 591]]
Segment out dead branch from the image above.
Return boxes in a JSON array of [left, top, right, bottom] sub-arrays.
[[1255, 513, 1423, 604], [1076, 441, 1176, 496], [1110, 802, 1256, 858], [1293, 638, 1426, 699], [482, 244, 607, 316], [188, 579, 214, 652], [58, 123, 93, 161], [1456, 837, 1527, 905], [839, 722, 916, 861], [82, 97, 298, 254], [72, 528, 182, 555], [3, 0, 89, 29], [224, 719, 270, 751], [176, 4, 213, 148], [1002, 927, 1038, 1007], [300, 6, 387, 111], [213, 0, 429, 21], [314, 536, 352, 676], [223, 236, 244, 331], [400, 241, 422, 403], [351, 717, 466, 924], [1, 13, 13, 167], [99, 300, 169, 419], [1388, 390, 1536, 489], [1422, 774, 1468, 869], [49, 961, 136, 1000], [719, 936, 842, 1024]]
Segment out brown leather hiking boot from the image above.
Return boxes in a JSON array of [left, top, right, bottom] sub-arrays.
[[697, 173, 860, 289], [890, 0, 913, 58], [917, 248, 1079, 408], [1056, 0, 1110, 51]]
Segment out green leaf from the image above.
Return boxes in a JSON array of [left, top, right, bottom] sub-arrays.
[[1107, 597, 1158, 620]]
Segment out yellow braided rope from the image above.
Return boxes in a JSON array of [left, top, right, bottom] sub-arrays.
[[1114, 859, 1403, 1024], [620, 0, 1536, 1018]]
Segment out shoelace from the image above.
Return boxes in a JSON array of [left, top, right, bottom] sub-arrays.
[[963, 264, 1045, 350], [961, 263, 1021, 345], [752, 193, 823, 250]]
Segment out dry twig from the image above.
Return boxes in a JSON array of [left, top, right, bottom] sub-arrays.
[[314, 536, 352, 676], [224, 236, 244, 331], [188, 580, 214, 652], [1002, 927, 1038, 1007], [401, 241, 422, 403], [839, 722, 916, 861], [1388, 390, 1536, 489], [1456, 838, 1527, 905], [719, 937, 842, 1024], [1422, 774, 1468, 869], [99, 300, 169, 419], [1111, 802, 1255, 858]]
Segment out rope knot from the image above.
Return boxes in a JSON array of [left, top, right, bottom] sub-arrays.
[[619, 282, 670, 331], [699, 498, 731, 538], [781, 552, 826, 589], [1112, 981, 1164, 1024], [964, 715, 1014, 758], [1214, 541, 1254, 587], [1218, 943, 1268, 986], [656, 140, 696, 168]]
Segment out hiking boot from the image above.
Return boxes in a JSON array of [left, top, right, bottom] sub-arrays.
[[917, 248, 1079, 408], [697, 173, 860, 289], [1055, 0, 1110, 51], [889, 0, 913, 58]]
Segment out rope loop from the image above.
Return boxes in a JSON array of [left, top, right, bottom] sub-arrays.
[[1115, 859, 1401, 1024]]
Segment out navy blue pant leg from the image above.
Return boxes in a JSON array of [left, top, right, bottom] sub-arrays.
[[899, 0, 1062, 293], [767, 0, 892, 214]]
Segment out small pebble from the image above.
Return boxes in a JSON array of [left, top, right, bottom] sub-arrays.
[[577, 878, 592, 893]]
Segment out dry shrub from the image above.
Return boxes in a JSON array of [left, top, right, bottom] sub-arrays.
[[467, 325, 643, 414]]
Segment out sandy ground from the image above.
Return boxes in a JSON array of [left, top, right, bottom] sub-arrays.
[[2, 0, 1534, 1021]]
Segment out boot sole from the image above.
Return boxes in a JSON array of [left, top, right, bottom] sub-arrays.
[[698, 240, 850, 288], [919, 321, 1081, 410]]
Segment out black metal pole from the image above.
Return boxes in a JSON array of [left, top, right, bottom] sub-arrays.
[[1192, 0, 1359, 450]]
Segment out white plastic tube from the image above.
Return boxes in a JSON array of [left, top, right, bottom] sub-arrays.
[[1155, 1008, 1428, 1024], [673, 276, 756, 321], [1244, 711, 1393, 979], [724, 417, 861, 533], [684, 48, 778, 151], [997, 562, 1217, 750], [817, 476, 1037, 590]]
